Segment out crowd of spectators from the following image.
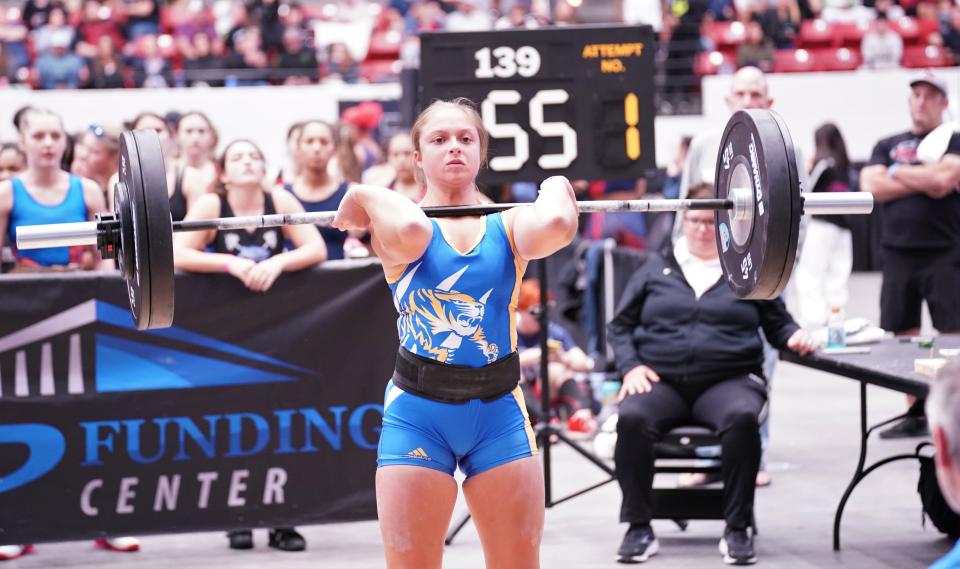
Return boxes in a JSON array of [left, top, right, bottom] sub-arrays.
[[0, 0, 571, 90], [690, 0, 960, 77], [0, 0, 957, 116]]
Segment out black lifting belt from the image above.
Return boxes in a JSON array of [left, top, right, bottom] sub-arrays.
[[392, 347, 521, 404]]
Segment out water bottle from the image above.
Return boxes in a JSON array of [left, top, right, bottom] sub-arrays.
[[827, 306, 846, 348], [595, 380, 622, 426], [601, 380, 621, 407]]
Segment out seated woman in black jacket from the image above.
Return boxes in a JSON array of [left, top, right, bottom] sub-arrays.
[[606, 182, 815, 566]]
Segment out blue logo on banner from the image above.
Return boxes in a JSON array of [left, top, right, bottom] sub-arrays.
[[0, 300, 319, 395], [0, 424, 66, 493]]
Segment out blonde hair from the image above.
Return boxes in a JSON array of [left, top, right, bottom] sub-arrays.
[[410, 98, 489, 186]]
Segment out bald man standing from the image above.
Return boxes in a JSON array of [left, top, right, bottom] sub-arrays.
[[673, 66, 810, 490]]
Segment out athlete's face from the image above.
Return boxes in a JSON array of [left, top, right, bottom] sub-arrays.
[[387, 133, 415, 177], [221, 141, 266, 189], [298, 122, 336, 172], [177, 114, 216, 159], [20, 114, 67, 169], [134, 115, 173, 160], [0, 148, 25, 180], [415, 107, 482, 190]]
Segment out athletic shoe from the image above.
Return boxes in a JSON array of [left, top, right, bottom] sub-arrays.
[[227, 530, 254, 550], [719, 527, 756, 565], [94, 537, 140, 552], [0, 544, 33, 561], [617, 524, 659, 563], [567, 410, 598, 438], [268, 528, 306, 552]]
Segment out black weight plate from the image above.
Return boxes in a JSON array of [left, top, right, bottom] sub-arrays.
[[118, 130, 175, 329], [113, 179, 134, 283], [714, 109, 801, 300]]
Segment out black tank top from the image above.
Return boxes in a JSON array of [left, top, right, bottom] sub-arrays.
[[169, 168, 188, 222], [212, 193, 284, 262]]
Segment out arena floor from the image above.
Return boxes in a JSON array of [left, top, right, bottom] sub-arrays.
[[12, 272, 951, 569]]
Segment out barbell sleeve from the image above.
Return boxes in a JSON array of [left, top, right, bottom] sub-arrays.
[[15, 221, 100, 250], [801, 192, 874, 215]]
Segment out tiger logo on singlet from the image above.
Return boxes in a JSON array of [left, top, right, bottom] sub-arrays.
[[397, 286, 499, 364], [393, 263, 501, 364]]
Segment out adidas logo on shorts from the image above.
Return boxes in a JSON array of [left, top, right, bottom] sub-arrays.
[[407, 448, 430, 460]]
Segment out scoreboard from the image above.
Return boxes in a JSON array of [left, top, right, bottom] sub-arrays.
[[419, 25, 657, 184]]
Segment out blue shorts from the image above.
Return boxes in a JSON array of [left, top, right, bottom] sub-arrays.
[[377, 380, 539, 478]]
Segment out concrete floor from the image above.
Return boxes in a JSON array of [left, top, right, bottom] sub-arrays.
[[7, 273, 953, 569]]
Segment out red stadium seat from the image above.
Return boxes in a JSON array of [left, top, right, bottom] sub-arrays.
[[798, 19, 834, 48], [889, 16, 920, 44], [367, 29, 402, 59], [901, 44, 954, 67], [693, 50, 735, 75], [814, 47, 862, 71], [832, 21, 869, 48], [916, 17, 941, 44], [773, 48, 817, 73], [703, 20, 748, 51], [359, 58, 401, 83]]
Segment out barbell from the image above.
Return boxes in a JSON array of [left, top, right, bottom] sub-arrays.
[[14, 109, 873, 330]]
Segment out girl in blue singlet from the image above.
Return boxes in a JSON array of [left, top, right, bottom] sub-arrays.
[[0, 108, 106, 271], [332, 99, 580, 569], [173, 139, 327, 292]]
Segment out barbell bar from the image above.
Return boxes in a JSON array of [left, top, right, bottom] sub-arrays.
[[12, 109, 874, 330], [15, 193, 870, 250]]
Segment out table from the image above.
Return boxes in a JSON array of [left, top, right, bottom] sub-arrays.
[[781, 336, 960, 550]]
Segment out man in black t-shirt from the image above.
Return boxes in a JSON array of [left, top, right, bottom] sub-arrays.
[[861, 71, 960, 439]]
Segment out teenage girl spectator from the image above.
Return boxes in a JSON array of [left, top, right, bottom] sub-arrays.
[[384, 132, 424, 202], [108, 112, 190, 222], [0, 108, 106, 271], [275, 122, 304, 187], [793, 123, 855, 329], [76, 124, 119, 194], [0, 143, 26, 181], [172, 111, 219, 206], [284, 120, 352, 260], [173, 138, 326, 292]]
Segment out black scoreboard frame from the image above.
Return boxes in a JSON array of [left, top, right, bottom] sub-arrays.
[[419, 24, 658, 185]]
